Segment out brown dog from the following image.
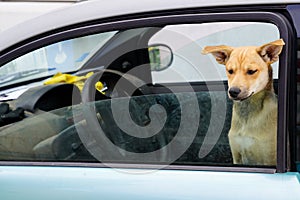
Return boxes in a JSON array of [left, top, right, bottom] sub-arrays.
[[202, 39, 285, 165]]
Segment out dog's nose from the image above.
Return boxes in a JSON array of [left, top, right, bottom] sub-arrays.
[[229, 87, 241, 98]]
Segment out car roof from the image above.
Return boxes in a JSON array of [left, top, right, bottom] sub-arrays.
[[0, 0, 299, 53], [0, 1, 74, 32]]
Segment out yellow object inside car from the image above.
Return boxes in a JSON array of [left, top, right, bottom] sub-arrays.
[[44, 72, 104, 92]]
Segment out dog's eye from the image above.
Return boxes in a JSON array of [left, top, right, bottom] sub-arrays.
[[228, 69, 234, 74], [247, 69, 258, 75]]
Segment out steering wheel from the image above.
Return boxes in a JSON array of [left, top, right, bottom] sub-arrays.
[[79, 69, 170, 163], [81, 69, 148, 102]]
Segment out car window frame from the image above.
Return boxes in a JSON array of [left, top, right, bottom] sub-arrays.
[[0, 10, 295, 173]]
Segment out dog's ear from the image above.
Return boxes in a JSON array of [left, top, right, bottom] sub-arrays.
[[256, 39, 285, 64], [201, 45, 233, 65]]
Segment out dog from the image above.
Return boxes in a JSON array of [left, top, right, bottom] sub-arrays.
[[202, 39, 285, 165]]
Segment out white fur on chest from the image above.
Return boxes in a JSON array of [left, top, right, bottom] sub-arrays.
[[232, 134, 255, 149]]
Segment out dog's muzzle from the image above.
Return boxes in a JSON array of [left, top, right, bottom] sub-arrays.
[[228, 87, 241, 99], [228, 87, 254, 101]]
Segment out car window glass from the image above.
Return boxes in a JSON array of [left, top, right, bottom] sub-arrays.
[[0, 31, 116, 87]]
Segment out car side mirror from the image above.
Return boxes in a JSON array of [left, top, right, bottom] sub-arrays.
[[148, 44, 173, 71]]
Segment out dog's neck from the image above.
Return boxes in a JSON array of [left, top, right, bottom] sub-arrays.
[[233, 90, 267, 116]]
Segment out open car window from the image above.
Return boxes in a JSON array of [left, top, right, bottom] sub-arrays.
[[149, 22, 279, 83], [0, 20, 281, 169]]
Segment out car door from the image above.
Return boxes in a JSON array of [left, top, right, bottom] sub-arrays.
[[0, 4, 299, 200]]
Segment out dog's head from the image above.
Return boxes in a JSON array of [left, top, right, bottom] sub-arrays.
[[202, 39, 285, 101]]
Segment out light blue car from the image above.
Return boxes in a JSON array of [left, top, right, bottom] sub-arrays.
[[0, 0, 300, 199]]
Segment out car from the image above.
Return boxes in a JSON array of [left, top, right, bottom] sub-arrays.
[[0, 0, 299, 199]]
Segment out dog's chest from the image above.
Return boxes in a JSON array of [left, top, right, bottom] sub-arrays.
[[232, 134, 255, 149], [229, 122, 259, 151]]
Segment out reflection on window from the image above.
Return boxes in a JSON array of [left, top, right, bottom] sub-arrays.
[[0, 31, 116, 87]]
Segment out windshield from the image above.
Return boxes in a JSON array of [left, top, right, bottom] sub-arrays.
[[0, 31, 117, 87]]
